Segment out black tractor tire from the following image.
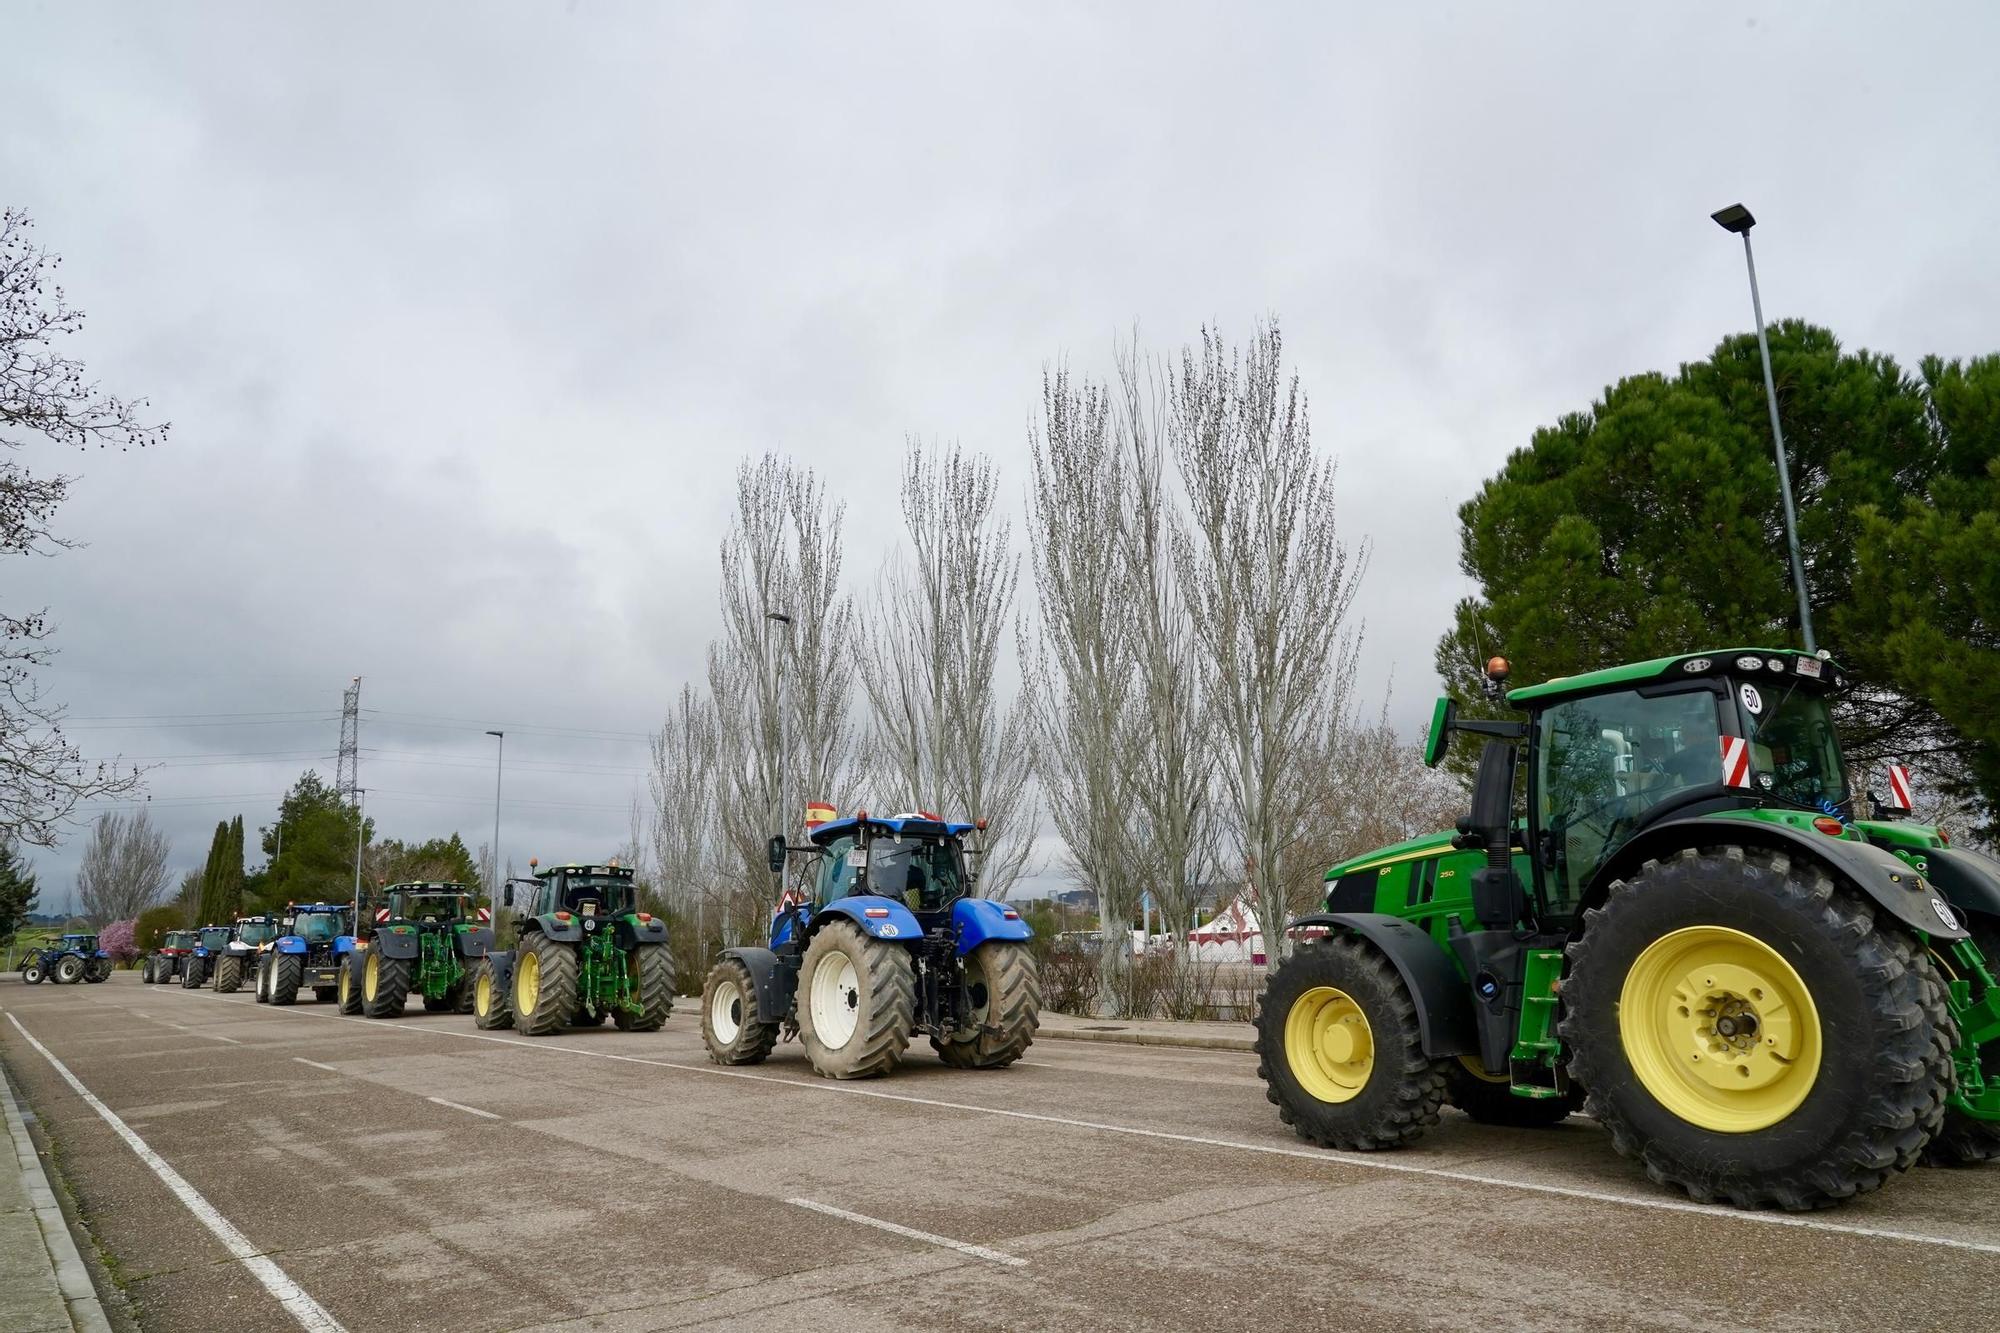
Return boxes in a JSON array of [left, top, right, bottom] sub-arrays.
[[613, 944, 675, 1032], [336, 957, 363, 1014], [513, 934, 578, 1037], [181, 959, 205, 989], [269, 954, 304, 1006], [142, 957, 157, 984], [1444, 1058, 1581, 1127], [1255, 934, 1447, 1150], [933, 941, 1041, 1069], [22, 963, 44, 985], [253, 956, 271, 1003], [1923, 916, 2000, 1167], [798, 919, 916, 1080], [1562, 846, 1952, 1210], [701, 957, 779, 1065], [55, 956, 86, 985], [363, 952, 410, 1019], [215, 955, 244, 994], [472, 957, 513, 1030]]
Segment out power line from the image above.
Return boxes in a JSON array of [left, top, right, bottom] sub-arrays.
[[360, 709, 648, 743]]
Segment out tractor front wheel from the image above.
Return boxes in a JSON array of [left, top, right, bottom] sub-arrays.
[[513, 935, 578, 1037], [215, 956, 243, 994], [1444, 1058, 1580, 1127], [21, 963, 43, 985], [933, 941, 1041, 1069], [799, 920, 915, 1080], [1562, 846, 1951, 1210], [613, 944, 675, 1032], [269, 954, 304, 1006], [1924, 916, 2000, 1167], [1255, 935, 1446, 1150], [253, 956, 271, 1003], [701, 957, 779, 1065], [363, 951, 411, 1018], [472, 958, 513, 1030]]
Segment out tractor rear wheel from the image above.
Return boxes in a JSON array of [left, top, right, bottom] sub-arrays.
[[215, 955, 243, 994], [363, 952, 410, 1018], [336, 958, 363, 1014], [701, 957, 779, 1065], [88, 959, 111, 983], [472, 958, 512, 1030], [1444, 1057, 1580, 1127], [613, 944, 674, 1032], [1924, 916, 2000, 1167], [450, 963, 476, 1014], [1255, 934, 1446, 1150], [1562, 846, 1951, 1210], [55, 956, 85, 985], [933, 941, 1041, 1069], [799, 919, 915, 1080], [270, 954, 304, 1006], [513, 935, 578, 1037]]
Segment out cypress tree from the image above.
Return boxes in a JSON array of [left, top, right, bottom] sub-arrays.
[[219, 815, 246, 918], [197, 821, 228, 924]]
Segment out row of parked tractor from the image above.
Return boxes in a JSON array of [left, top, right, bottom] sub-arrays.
[[135, 810, 1043, 1081]]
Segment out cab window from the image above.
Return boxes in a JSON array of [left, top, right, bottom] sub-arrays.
[[815, 836, 858, 904], [1538, 687, 1721, 909]]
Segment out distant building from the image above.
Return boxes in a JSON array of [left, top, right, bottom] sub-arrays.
[[1052, 888, 1098, 913]]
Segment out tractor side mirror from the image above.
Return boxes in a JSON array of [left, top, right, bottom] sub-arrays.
[[1424, 697, 1457, 768], [767, 834, 786, 874], [501, 884, 514, 909]]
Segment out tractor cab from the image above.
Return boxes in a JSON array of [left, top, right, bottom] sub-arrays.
[[63, 933, 100, 952], [511, 863, 637, 918], [279, 904, 355, 961], [162, 930, 197, 955], [233, 916, 277, 947], [197, 926, 232, 953], [806, 813, 979, 917], [383, 882, 475, 925]]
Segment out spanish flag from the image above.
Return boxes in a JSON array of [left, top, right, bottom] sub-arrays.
[[803, 801, 837, 830]]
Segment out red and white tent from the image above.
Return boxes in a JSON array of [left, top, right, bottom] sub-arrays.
[[1190, 898, 1265, 964]]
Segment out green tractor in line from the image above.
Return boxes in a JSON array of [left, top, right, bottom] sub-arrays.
[[1257, 649, 2000, 1210], [336, 882, 493, 1018], [470, 860, 673, 1036]]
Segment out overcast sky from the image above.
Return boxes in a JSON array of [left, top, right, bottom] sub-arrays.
[[6, 2, 1997, 913]]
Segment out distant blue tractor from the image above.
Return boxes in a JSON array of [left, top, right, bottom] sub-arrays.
[[700, 812, 1040, 1079], [254, 903, 356, 1006], [20, 934, 112, 986], [181, 924, 234, 989]]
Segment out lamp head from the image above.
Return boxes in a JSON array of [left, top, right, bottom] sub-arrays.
[[1711, 203, 1756, 234]]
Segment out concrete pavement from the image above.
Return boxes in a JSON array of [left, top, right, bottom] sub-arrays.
[[2, 1047, 112, 1332], [3, 971, 1999, 1331]]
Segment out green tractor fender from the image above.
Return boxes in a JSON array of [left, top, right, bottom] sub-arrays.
[[1587, 815, 1971, 942], [455, 924, 495, 958], [371, 927, 421, 961], [1288, 912, 1478, 1057], [1917, 846, 2000, 922], [537, 914, 584, 944]]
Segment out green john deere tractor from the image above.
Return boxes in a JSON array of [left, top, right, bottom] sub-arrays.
[[338, 883, 494, 1018], [471, 861, 673, 1036], [1257, 649, 2000, 1210]]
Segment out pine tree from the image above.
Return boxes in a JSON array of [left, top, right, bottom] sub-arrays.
[[0, 838, 40, 944], [217, 815, 246, 918]]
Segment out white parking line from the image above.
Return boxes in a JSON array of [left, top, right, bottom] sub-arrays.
[[4, 1013, 347, 1333], [427, 1096, 500, 1120], [191, 990, 2000, 1258], [292, 1058, 340, 1073], [787, 1197, 1027, 1266]]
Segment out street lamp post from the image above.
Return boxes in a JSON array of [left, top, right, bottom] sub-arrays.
[[1711, 202, 1817, 654], [486, 730, 505, 908]]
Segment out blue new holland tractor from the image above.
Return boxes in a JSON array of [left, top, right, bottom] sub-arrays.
[[700, 812, 1040, 1079], [181, 924, 232, 988], [254, 903, 356, 1006], [20, 934, 112, 985]]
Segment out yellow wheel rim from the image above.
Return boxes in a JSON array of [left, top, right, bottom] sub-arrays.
[[516, 950, 541, 1014], [1458, 1054, 1509, 1085], [363, 953, 379, 1002], [1284, 985, 1375, 1104], [339, 966, 351, 1007], [475, 971, 492, 1016], [1620, 925, 1822, 1133]]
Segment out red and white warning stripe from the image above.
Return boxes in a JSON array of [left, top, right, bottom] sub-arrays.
[[475, 906, 491, 923], [374, 907, 391, 924], [1886, 764, 1915, 811], [1720, 736, 1753, 789]]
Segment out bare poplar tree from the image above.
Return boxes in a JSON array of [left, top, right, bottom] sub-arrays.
[[649, 682, 724, 932], [1310, 688, 1467, 877], [75, 810, 172, 924], [711, 454, 859, 926], [1112, 345, 1216, 940], [857, 439, 1037, 897], [1025, 366, 1137, 993], [1171, 322, 1368, 959], [2, 210, 163, 845]]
